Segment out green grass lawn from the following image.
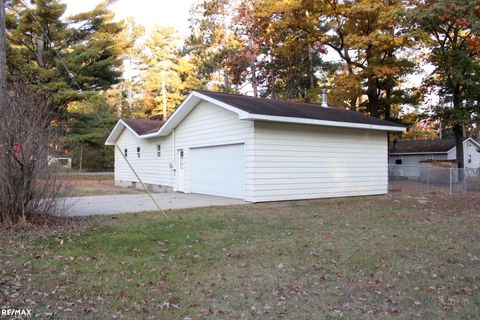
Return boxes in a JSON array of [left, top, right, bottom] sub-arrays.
[[1, 192, 479, 319]]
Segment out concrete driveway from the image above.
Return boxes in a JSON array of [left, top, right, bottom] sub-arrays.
[[64, 192, 246, 217]]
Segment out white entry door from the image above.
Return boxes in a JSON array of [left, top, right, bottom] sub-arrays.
[[176, 149, 185, 192], [190, 143, 245, 199]]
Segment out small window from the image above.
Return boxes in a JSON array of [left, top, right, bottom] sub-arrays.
[[137, 147, 141, 158], [468, 154, 472, 164], [156, 144, 161, 157], [179, 150, 184, 169], [124, 148, 128, 157], [395, 159, 403, 165]]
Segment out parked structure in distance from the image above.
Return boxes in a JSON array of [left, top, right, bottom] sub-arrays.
[[389, 138, 480, 169]]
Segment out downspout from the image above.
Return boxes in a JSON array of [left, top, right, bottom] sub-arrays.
[[172, 128, 176, 188]]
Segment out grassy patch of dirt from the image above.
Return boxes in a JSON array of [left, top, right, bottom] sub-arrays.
[[1, 191, 479, 319], [58, 174, 143, 197]]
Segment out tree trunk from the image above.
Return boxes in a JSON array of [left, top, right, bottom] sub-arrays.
[[476, 120, 480, 141], [357, 95, 363, 112], [248, 39, 258, 97], [366, 77, 380, 117], [224, 70, 230, 92], [269, 35, 276, 99], [252, 70, 258, 98], [37, 37, 45, 68], [343, 47, 357, 110], [79, 144, 83, 172], [453, 124, 464, 168], [0, 0, 7, 108], [251, 66, 258, 97], [384, 88, 392, 120], [128, 83, 133, 110], [453, 88, 464, 168], [365, 44, 381, 117], [307, 42, 315, 91]]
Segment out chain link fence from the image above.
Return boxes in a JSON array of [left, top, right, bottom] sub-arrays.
[[389, 164, 480, 194]]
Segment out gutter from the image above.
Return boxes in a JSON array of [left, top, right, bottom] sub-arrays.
[[389, 152, 449, 155], [241, 113, 406, 132]]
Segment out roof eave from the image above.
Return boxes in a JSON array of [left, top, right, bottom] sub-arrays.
[[389, 151, 449, 155], [105, 119, 142, 145], [242, 113, 406, 132], [445, 138, 480, 153], [468, 137, 480, 148], [107, 91, 406, 144], [143, 91, 250, 137]]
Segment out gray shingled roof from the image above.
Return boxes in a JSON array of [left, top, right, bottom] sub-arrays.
[[389, 139, 457, 154], [120, 91, 404, 136], [122, 118, 165, 135], [196, 90, 404, 128]]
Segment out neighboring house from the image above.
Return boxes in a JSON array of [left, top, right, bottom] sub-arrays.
[[105, 90, 404, 202], [388, 138, 480, 169]]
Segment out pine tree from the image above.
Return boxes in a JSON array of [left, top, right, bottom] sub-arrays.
[[185, 0, 236, 92], [7, 0, 127, 171], [139, 26, 205, 118], [7, 0, 123, 113]]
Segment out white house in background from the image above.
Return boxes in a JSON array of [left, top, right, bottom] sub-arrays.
[[105, 90, 405, 202], [388, 138, 480, 169]]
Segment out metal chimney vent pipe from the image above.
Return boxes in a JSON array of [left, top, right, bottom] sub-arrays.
[[321, 89, 328, 108]]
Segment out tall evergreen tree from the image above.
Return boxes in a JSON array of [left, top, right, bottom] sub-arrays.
[[7, 0, 123, 114], [140, 26, 205, 118], [6, 0, 127, 171], [185, 0, 237, 92]]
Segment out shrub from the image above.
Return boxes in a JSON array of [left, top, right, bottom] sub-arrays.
[[0, 79, 70, 226]]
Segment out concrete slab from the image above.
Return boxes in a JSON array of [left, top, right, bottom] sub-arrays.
[[63, 192, 247, 217]]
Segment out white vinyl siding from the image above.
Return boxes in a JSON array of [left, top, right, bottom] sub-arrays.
[[389, 153, 449, 166], [448, 140, 480, 169], [114, 101, 254, 199], [114, 129, 174, 187], [113, 100, 395, 202], [250, 122, 388, 202], [173, 101, 254, 200]]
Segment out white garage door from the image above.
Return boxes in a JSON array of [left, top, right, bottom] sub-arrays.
[[190, 143, 245, 199]]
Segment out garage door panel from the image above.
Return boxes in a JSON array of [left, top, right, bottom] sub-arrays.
[[190, 144, 245, 199]]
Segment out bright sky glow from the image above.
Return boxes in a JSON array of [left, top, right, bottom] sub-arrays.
[[64, 0, 197, 35]]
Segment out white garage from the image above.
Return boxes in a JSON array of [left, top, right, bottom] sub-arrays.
[[190, 144, 245, 199], [106, 90, 405, 202]]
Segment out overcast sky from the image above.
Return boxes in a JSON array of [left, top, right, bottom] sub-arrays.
[[64, 0, 197, 35]]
